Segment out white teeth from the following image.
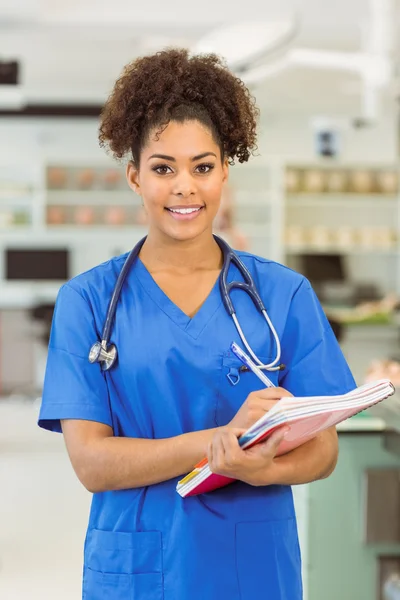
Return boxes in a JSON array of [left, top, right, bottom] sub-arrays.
[[169, 207, 201, 214]]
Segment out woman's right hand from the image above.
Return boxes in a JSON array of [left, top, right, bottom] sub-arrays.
[[228, 387, 292, 430]]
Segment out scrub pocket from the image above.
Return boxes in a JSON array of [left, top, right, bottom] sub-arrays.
[[215, 355, 279, 426], [235, 518, 302, 600], [83, 529, 163, 600]]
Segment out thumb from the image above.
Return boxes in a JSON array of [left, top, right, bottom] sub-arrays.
[[230, 427, 247, 439], [260, 426, 289, 456]]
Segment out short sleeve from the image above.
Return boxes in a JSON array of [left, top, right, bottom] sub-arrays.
[[38, 283, 112, 433], [278, 278, 356, 397]]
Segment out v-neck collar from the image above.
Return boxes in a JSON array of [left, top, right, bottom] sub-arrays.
[[133, 257, 223, 340]]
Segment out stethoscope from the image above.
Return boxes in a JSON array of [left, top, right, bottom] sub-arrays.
[[88, 235, 285, 373]]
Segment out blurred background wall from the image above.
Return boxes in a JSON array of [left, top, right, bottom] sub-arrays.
[[2, 1, 400, 599]]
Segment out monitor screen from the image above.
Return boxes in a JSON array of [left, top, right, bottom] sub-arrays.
[[5, 248, 69, 281], [299, 253, 346, 283]]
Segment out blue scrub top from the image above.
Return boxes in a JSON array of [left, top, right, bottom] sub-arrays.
[[38, 249, 356, 600]]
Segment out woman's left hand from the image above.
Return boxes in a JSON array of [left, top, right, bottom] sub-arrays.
[[207, 426, 289, 487]]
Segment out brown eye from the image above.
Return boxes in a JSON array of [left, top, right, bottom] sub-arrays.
[[196, 163, 214, 174], [152, 164, 172, 175]]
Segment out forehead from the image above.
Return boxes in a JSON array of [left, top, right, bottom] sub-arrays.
[[143, 120, 218, 157]]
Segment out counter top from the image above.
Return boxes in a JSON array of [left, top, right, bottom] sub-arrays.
[[0, 397, 389, 446], [0, 283, 60, 309], [0, 397, 63, 449], [337, 416, 386, 432]]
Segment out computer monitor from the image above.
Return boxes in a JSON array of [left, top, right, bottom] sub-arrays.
[[5, 248, 70, 281], [299, 253, 346, 284]]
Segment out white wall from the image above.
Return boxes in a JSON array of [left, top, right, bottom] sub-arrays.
[[1, 109, 397, 169], [257, 112, 398, 164]]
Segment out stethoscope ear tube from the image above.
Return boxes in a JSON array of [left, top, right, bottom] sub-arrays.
[[102, 237, 147, 343], [88, 234, 283, 372], [214, 236, 282, 372], [216, 235, 266, 315], [88, 236, 147, 372]]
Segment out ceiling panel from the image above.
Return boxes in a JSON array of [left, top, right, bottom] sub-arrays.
[[0, 0, 397, 118]]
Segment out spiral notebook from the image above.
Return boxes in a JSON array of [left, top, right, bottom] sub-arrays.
[[176, 379, 395, 498]]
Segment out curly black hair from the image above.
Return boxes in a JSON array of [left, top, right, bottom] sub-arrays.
[[98, 48, 259, 167]]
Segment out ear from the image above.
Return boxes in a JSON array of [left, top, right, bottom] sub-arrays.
[[222, 157, 229, 185], [126, 161, 141, 195]]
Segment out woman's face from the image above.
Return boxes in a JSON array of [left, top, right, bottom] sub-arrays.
[[127, 120, 229, 243]]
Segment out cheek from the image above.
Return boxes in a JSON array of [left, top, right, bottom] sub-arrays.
[[204, 182, 223, 212], [200, 175, 223, 197], [142, 180, 169, 210]]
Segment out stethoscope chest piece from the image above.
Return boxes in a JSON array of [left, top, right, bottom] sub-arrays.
[[89, 341, 117, 371]]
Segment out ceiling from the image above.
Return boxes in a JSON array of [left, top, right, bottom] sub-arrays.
[[0, 0, 399, 120]]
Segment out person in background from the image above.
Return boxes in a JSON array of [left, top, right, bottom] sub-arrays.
[[214, 184, 249, 250]]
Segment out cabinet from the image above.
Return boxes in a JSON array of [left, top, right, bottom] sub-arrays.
[[283, 164, 400, 297], [302, 432, 400, 600], [0, 159, 284, 304]]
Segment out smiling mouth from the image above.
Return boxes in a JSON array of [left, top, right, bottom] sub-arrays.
[[166, 206, 204, 214], [165, 206, 204, 220]]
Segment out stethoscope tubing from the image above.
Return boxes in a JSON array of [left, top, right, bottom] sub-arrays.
[[91, 234, 282, 372]]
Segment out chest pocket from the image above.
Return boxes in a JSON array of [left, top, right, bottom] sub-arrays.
[[215, 355, 280, 427]]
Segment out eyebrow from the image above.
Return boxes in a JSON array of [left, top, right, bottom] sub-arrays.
[[147, 152, 217, 162]]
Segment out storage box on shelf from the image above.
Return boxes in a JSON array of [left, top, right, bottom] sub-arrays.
[[45, 165, 144, 229], [283, 164, 400, 296], [0, 170, 36, 230], [285, 166, 399, 254], [282, 163, 400, 391]]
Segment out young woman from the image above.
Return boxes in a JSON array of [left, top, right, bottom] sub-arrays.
[[38, 48, 356, 600]]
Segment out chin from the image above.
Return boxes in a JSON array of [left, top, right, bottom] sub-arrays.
[[163, 224, 210, 243]]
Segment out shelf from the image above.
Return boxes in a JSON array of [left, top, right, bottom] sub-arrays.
[[46, 190, 139, 205], [340, 323, 400, 339], [0, 197, 34, 206], [0, 283, 62, 309], [0, 225, 149, 244], [285, 246, 398, 255], [0, 224, 270, 239], [286, 194, 398, 208], [337, 416, 386, 432], [0, 226, 32, 232], [0, 190, 33, 199], [44, 224, 146, 233]]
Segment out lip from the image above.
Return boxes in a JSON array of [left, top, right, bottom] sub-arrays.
[[166, 205, 204, 210], [165, 205, 204, 221]]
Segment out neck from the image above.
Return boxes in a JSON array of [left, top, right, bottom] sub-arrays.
[[139, 229, 223, 273]]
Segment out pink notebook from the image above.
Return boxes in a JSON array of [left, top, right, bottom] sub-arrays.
[[176, 379, 394, 498]]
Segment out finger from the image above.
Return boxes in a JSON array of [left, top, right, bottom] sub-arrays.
[[208, 430, 223, 470], [220, 430, 241, 467], [227, 427, 247, 438], [253, 387, 293, 400], [207, 440, 213, 467], [212, 433, 225, 471], [247, 395, 283, 414], [260, 426, 289, 456]]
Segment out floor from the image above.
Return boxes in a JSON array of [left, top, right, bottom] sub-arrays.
[[0, 402, 90, 599], [0, 401, 309, 600]]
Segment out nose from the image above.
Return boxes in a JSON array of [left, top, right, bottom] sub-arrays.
[[173, 171, 196, 198]]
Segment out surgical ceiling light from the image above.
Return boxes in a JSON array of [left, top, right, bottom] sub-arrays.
[[193, 0, 395, 122], [193, 20, 298, 73]]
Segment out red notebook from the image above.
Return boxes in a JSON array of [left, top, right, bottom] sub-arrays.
[[176, 379, 394, 498]]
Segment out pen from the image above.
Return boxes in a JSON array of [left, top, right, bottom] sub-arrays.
[[230, 342, 275, 388]]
